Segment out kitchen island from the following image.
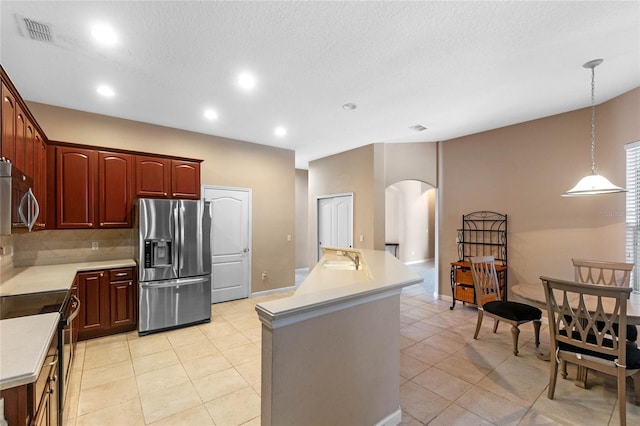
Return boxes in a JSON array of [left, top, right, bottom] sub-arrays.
[[255, 247, 422, 426]]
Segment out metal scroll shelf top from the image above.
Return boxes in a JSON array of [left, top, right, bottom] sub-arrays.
[[457, 211, 507, 265]]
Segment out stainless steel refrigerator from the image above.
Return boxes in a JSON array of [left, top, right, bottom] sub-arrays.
[[136, 198, 212, 335]]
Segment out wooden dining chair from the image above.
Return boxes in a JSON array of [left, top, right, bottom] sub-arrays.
[[573, 258, 635, 287], [570, 259, 637, 382], [469, 256, 541, 355], [541, 276, 640, 426]]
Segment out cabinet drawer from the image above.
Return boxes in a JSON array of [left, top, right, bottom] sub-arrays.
[[109, 267, 134, 281], [455, 268, 474, 285], [455, 285, 475, 303]]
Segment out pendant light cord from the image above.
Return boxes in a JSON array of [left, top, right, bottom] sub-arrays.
[[590, 65, 597, 175]]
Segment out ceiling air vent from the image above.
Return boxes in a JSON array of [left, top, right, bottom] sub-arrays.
[[409, 124, 427, 132], [18, 16, 56, 44]]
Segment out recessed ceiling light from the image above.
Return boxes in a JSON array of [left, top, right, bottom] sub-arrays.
[[204, 109, 218, 120], [275, 126, 287, 137], [237, 72, 256, 90], [96, 85, 115, 97], [91, 24, 117, 45], [342, 103, 357, 110]]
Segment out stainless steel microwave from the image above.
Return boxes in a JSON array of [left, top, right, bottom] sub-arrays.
[[0, 158, 40, 235]]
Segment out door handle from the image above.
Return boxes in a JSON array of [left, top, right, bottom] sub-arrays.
[[18, 188, 39, 232], [242, 248, 249, 253]]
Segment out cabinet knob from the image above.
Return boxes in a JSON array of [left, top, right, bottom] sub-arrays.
[[100, 273, 104, 277], [100, 223, 104, 226], [89, 222, 93, 227], [164, 192, 167, 196]]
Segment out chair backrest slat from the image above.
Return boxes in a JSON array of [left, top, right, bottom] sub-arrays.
[[541, 276, 631, 363], [469, 256, 501, 306], [572, 258, 634, 287]]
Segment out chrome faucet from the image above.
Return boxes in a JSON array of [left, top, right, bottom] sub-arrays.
[[343, 251, 360, 270]]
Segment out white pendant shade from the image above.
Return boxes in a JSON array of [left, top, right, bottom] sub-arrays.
[[562, 173, 626, 197]]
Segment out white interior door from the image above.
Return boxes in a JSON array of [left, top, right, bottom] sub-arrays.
[[317, 194, 353, 260], [203, 186, 251, 303]]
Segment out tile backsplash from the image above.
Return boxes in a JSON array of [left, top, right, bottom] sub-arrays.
[[12, 229, 135, 266]]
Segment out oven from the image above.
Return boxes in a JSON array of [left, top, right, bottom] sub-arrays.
[[0, 289, 80, 425]]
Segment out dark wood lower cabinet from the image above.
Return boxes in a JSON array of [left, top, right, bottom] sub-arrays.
[[77, 267, 137, 341]]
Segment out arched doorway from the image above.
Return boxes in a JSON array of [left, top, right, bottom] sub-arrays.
[[385, 180, 437, 294]]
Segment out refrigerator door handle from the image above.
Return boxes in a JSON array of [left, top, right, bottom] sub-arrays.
[[179, 202, 185, 272], [173, 202, 181, 278], [140, 276, 208, 289]]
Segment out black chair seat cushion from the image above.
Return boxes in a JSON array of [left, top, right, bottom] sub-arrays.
[[483, 301, 542, 322], [558, 330, 640, 369]]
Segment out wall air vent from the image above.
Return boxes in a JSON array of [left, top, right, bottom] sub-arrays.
[[18, 16, 56, 44], [409, 124, 427, 132]]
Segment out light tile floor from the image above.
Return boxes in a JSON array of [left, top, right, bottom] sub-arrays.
[[65, 261, 640, 425]]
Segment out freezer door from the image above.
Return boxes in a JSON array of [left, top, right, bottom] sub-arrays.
[[138, 199, 179, 282], [138, 275, 212, 334], [178, 200, 212, 277]]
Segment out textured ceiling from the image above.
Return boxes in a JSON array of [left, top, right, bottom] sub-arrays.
[[1, 1, 638, 169]]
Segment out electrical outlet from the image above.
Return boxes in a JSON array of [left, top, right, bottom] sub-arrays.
[[262, 271, 268, 280], [287, 234, 291, 241], [92, 241, 99, 250]]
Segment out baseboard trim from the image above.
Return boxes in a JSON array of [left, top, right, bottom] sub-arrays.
[[375, 408, 402, 426], [251, 285, 297, 298]]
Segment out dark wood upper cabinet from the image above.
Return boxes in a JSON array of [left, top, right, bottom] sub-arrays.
[[135, 155, 171, 198], [171, 160, 200, 199], [14, 104, 26, 172], [56, 146, 97, 229], [1, 81, 16, 161], [98, 151, 133, 227], [135, 155, 201, 199], [32, 131, 47, 229]]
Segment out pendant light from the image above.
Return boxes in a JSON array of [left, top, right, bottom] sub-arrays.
[[562, 59, 626, 197]]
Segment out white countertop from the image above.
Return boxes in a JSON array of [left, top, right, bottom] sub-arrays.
[[0, 312, 60, 390], [0, 258, 136, 296], [256, 248, 422, 327]]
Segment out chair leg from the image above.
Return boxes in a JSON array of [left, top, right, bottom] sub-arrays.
[[560, 360, 568, 379], [473, 310, 484, 340], [511, 325, 520, 356], [533, 319, 541, 348], [548, 354, 559, 399], [493, 319, 499, 333], [618, 370, 627, 426], [631, 370, 640, 406]]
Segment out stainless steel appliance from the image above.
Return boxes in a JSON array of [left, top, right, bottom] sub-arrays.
[[136, 198, 212, 334], [0, 289, 80, 426], [0, 158, 40, 235]]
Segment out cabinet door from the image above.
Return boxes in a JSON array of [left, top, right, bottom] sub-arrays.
[[24, 119, 34, 178], [56, 147, 96, 228], [1, 81, 16, 161], [77, 271, 109, 336], [32, 131, 47, 229], [14, 103, 26, 172], [135, 155, 170, 198], [98, 152, 133, 227], [171, 160, 200, 199], [109, 279, 136, 328]]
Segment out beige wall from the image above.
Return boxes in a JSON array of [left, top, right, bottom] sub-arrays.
[[307, 141, 439, 268], [307, 145, 378, 267], [438, 87, 640, 296], [25, 102, 296, 293], [294, 169, 308, 269]]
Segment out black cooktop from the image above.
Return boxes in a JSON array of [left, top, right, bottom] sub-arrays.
[[0, 290, 69, 320]]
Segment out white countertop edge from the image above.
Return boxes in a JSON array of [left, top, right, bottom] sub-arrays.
[[255, 248, 422, 329], [256, 285, 407, 329], [0, 312, 60, 390], [0, 258, 137, 296]]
